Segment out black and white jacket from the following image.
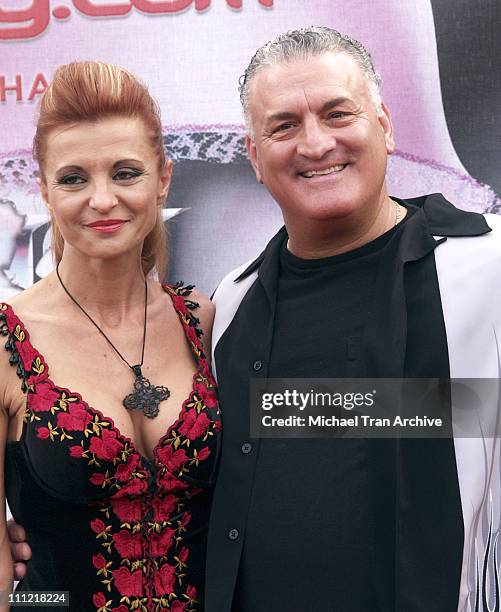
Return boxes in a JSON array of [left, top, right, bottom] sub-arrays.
[[206, 194, 501, 612]]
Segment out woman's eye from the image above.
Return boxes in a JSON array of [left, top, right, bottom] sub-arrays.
[[114, 169, 142, 181], [58, 174, 85, 185]]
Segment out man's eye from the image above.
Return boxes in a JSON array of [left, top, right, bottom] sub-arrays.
[[58, 174, 85, 185], [114, 169, 143, 181], [273, 123, 295, 133], [329, 112, 349, 120]]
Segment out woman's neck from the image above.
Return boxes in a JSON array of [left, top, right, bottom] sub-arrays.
[[53, 250, 148, 327]]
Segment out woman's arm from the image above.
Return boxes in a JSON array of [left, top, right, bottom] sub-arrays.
[[0, 401, 13, 611]]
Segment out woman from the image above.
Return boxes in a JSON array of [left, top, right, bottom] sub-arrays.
[[0, 62, 220, 611]]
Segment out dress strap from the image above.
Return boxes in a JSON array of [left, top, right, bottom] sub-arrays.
[[0, 303, 49, 393], [162, 283, 207, 364]]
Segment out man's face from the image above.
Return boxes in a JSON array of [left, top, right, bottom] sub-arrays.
[[246, 52, 395, 225]]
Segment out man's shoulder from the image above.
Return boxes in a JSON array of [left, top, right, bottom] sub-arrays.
[[210, 256, 262, 374], [484, 212, 501, 232], [212, 256, 259, 303], [435, 212, 501, 284], [481, 213, 501, 256]]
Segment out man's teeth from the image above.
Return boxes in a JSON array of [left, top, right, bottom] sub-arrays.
[[301, 164, 346, 178]]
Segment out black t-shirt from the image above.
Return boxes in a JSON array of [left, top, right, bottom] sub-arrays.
[[233, 213, 417, 612]]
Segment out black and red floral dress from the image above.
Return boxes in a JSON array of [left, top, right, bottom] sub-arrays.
[[2, 284, 221, 612]]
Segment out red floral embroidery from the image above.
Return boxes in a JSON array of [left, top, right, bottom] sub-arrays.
[[89, 429, 123, 460], [171, 294, 187, 312], [112, 530, 143, 559], [154, 562, 176, 595], [178, 547, 189, 565], [184, 324, 198, 346], [28, 381, 59, 412], [152, 495, 178, 521], [157, 472, 189, 492], [110, 497, 142, 523], [90, 473, 107, 486], [69, 445, 84, 458], [157, 446, 188, 472], [194, 380, 219, 409], [2, 306, 16, 328], [112, 566, 144, 597], [186, 585, 197, 600], [113, 475, 148, 497], [178, 409, 211, 441], [16, 336, 38, 370], [92, 592, 107, 607], [115, 453, 139, 482], [56, 403, 92, 431], [36, 427, 50, 440], [178, 512, 191, 531], [92, 553, 107, 570], [90, 518, 106, 535], [150, 528, 175, 557], [196, 446, 211, 462]]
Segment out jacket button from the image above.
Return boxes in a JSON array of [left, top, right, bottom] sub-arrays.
[[241, 442, 253, 454], [253, 360, 263, 371], [228, 528, 239, 541]]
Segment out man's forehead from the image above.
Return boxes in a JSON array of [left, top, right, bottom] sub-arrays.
[[256, 51, 362, 85], [248, 51, 367, 116]]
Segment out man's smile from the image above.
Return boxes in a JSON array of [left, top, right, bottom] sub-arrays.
[[299, 164, 348, 178]]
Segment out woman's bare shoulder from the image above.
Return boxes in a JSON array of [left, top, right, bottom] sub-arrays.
[[4, 276, 57, 320]]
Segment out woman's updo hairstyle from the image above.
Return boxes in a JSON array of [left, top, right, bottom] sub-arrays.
[[34, 61, 168, 279]]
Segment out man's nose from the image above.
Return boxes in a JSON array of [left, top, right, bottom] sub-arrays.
[[88, 181, 118, 213], [296, 121, 336, 159]]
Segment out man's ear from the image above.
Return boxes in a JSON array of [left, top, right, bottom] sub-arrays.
[[37, 177, 51, 211], [158, 159, 173, 205], [246, 135, 263, 184], [379, 102, 395, 155]]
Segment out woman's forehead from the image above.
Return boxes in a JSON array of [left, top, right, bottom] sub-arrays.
[[44, 117, 155, 168]]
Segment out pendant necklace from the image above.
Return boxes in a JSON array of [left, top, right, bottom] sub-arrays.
[[56, 264, 170, 419]]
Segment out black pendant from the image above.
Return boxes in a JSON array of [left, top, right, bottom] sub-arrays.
[[123, 365, 170, 419]]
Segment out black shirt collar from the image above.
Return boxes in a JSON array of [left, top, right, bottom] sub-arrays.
[[235, 193, 491, 286]]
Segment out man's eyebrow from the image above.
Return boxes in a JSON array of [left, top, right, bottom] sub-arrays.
[[264, 111, 298, 125], [319, 97, 353, 112]]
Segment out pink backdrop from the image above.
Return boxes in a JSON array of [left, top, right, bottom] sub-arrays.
[[1, 1, 499, 297]]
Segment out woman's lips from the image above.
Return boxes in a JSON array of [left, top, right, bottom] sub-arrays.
[[85, 219, 128, 233]]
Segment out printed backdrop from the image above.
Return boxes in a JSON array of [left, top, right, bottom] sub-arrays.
[[1, 0, 500, 298], [1, 1, 501, 602]]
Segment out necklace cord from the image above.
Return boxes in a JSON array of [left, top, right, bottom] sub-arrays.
[[55, 263, 147, 371], [55, 264, 169, 419]]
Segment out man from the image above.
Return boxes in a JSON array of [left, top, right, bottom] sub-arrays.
[[9, 27, 501, 612], [205, 27, 501, 612]]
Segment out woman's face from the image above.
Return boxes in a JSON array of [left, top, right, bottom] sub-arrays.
[[39, 116, 171, 265]]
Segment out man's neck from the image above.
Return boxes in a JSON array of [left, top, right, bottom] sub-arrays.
[[285, 197, 406, 260]]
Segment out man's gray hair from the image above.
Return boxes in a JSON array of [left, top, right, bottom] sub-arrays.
[[239, 26, 383, 134]]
